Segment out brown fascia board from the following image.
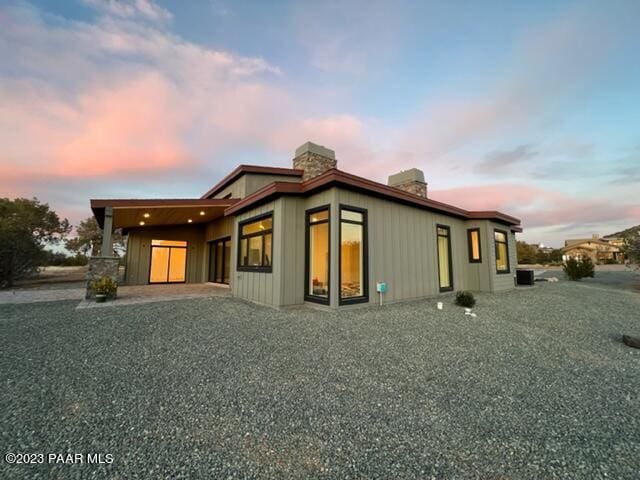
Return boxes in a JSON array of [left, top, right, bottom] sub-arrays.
[[224, 168, 522, 228], [200, 165, 304, 199], [91, 198, 239, 228]]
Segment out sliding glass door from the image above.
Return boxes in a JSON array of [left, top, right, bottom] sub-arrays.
[[149, 240, 187, 283], [305, 207, 330, 303], [209, 237, 231, 284], [436, 226, 453, 291]]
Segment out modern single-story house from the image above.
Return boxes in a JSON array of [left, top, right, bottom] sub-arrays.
[[90, 142, 522, 308], [562, 235, 624, 264]]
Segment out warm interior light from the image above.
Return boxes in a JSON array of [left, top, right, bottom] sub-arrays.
[[143, 213, 150, 218], [199, 211, 205, 216], [188, 219, 193, 223], [139, 221, 145, 226]]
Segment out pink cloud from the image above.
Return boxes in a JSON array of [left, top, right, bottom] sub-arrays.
[[430, 184, 640, 229]]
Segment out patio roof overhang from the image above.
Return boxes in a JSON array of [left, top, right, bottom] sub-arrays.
[[90, 198, 239, 231]]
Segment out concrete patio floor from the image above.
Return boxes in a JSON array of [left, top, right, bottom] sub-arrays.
[[0, 283, 231, 307]]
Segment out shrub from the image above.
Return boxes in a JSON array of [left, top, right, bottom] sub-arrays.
[[563, 257, 595, 281], [90, 277, 118, 297], [455, 291, 476, 308]]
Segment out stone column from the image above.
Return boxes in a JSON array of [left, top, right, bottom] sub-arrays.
[[85, 256, 120, 299]]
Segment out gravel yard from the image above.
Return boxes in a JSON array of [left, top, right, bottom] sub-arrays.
[[1, 282, 639, 479]]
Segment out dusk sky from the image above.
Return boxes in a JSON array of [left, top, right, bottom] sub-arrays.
[[1, 0, 639, 247]]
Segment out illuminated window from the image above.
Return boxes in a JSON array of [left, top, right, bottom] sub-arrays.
[[494, 230, 510, 273], [467, 228, 482, 263], [339, 206, 368, 304], [306, 207, 330, 303], [437, 225, 453, 291], [149, 240, 187, 283], [238, 213, 273, 271]]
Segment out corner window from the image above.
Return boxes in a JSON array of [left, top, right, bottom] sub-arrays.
[[238, 213, 273, 272], [467, 228, 482, 263], [494, 229, 510, 274], [305, 206, 330, 303], [339, 206, 368, 304]]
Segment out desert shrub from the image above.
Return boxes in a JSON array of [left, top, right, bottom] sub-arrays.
[[455, 291, 476, 308], [563, 257, 595, 281], [90, 277, 118, 297]]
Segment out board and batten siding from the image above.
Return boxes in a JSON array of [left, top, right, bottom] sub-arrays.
[[124, 225, 206, 285], [231, 200, 281, 306], [277, 190, 336, 307], [212, 176, 246, 199], [335, 188, 467, 303], [333, 188, 517, 304]]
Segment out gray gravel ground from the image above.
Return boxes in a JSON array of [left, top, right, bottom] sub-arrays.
[[1, 282, 639, 479], [534, 267, 640, 292]]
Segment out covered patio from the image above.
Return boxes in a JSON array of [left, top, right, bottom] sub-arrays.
[[86, 198, 238, 297]]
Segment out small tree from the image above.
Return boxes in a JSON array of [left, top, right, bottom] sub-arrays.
[[66, 216, 124, 256], [517, 241, 538, 264], [563, 256, 595, 281], [0, 198, 71, 288]]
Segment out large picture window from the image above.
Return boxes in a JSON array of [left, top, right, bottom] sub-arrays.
[[467, 228, 482, 263], [238, 213, 273, 272], [339, 206, 368, 304], [149, 239, 187, 283], [494, 229, 510, 274], [305, 206, 330, 303], [437, 225, 453, 291]]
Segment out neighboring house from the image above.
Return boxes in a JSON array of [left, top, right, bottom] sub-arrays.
[[90, 142, 522, 308], [562, 234, 624, 264]]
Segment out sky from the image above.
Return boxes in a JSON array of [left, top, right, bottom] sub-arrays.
[[1, 0, 639, 247]]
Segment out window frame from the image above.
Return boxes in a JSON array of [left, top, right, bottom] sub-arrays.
[[494, 228, 511, 274], [338, 204, 369, 305], [237, 211, 274, 273], [304, 205, 331, 305], [467, 228, 482, 263], [436, 224, 454, 292], [148, 240, 188, 284]]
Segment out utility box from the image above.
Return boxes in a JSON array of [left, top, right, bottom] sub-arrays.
[[376, 282, 387, 293], [516, 269, 535, 286]]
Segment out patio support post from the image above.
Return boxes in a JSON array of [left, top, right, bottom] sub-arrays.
[[101, 206, 113, 256]]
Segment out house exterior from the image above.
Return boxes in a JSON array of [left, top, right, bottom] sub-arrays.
[[562, 235, 624, 264], [90, 142, 522, 308]]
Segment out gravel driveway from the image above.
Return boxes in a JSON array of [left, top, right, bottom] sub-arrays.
[[1, 283, 639, 479]]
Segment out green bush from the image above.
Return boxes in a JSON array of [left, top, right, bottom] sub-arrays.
[[563, 257, 595, 281], [455, 291, 476, 308], [90, 277, 118, 297]]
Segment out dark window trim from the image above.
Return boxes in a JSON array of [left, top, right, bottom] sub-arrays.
[[237, 211, 273, 273], [467, 228, 482, 263], [338, 204, 369, 305], [305, 205, 331, 305], [148, 242, 188, 284], [494, 228, 511, 274], [436, 224, 454, 292], [208, 236, 231, 284]]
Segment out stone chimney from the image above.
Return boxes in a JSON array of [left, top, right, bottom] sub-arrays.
[[388, 168, 428, 198], [293, 142, 337, 181]]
